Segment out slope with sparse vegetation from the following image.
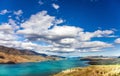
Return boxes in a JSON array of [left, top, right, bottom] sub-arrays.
[[0, 46, 61, 64], [53, 65, 120, 76]]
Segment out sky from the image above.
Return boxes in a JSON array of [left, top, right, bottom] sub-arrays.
[[0, 0, 120, 57]]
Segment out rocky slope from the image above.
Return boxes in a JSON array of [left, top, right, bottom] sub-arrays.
[[0, 46, 61, 64], [0, 46, 40, 55]]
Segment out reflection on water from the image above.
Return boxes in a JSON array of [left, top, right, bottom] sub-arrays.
[[0, 58, 89, 76]]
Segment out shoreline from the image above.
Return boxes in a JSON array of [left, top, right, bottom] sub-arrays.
[[53, 57, 120, 76], [0, 52, 62, 64], [80, 57, 116, 65]]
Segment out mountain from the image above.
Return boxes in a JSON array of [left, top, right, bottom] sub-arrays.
[[0, 46, 40, 55], [50, 55, 66, 58], [0, 46, 61, 64]]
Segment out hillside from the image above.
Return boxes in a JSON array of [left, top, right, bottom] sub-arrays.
[[53, 65, 120, 76], [0, 46, 61, 64], [0, 46, 40, 55]]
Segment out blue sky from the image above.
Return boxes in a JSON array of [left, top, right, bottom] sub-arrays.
[[0, 0, 120, 56]]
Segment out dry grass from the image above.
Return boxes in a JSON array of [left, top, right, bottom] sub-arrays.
[[53, 65, 120, 76]]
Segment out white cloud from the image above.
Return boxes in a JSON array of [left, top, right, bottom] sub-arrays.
[[19, 11, 55, 31], [0, 23, 14, 34], [44, 25, 83, 40], [38, 0, 44, 5], [13, 10, 23, 21], [0, 33, 16, 41], [55, 19, 64, 24], [78, 30, 114, 41], [14, 10, 23, 16], [8, 19, 19, 30], [0, 40, 39, 50], [73, 41, 112, 49], [0, 23, 17, 41], [114, 38, 120, 44], [37, 40, 113, 53], [59, 38, 76, 45], [16, 10, 115, 53], [0, 9, 9, 15], [0, 10, 115, 55], [52, 3, 60, 9]]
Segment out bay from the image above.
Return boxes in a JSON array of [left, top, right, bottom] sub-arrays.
[[0, 58, 89, 76]]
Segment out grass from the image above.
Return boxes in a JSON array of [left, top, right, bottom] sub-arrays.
[[53, 65, 120, 76]]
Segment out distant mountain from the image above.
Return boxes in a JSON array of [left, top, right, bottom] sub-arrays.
[[0, 46, 40, 55], [50, 55, 66, 58], [0, 46, 62, 64]]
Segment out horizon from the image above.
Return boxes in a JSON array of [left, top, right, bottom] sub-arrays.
[[0, 0, 120, 56]]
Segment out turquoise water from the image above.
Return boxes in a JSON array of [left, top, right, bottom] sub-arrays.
[[0, 58, 89, 76]]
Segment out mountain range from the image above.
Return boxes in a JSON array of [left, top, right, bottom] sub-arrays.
[[0, 46, 61, 64]]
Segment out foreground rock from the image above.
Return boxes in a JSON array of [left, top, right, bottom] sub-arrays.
[[54, 65, 120, 76], [0, 46, 61, 64]]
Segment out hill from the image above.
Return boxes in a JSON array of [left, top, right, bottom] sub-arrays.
[[53, 65, 120, 76], [0, 46, 40, 55], [0, 46, 61, 64]]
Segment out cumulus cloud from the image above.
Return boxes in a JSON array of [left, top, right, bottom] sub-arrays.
[[73, 41, 112, 49], [52, 3, 60, 9], [44, 25, 83, 40], [114, 38, 120, 44], [0, 9, 116, 55], [55, 19, 64, 24], [17, 11, 55, 34], [0, 9, 23, 21], [0, 23, 39, 50], [14, 10, 23, 16], [15, 10, 115, 53], [78, 30, 114, 41], [8, 19, 19, 30], [0, 23, 14, 34], [59, 38, 76, 45], [0, 40, 39, 50], [0, 9, 9, 15], [0, 23, 17, 42]]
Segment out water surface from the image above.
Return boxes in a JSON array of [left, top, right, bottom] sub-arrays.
[[0, 58, 89, 76]]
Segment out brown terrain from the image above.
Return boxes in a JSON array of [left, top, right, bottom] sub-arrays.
[[80, 56, 115, 65], [0, 46, 61, 64], [54, 65, 120, 76]]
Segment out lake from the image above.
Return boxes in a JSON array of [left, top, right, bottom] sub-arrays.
[[0, 58, 89, 76]]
